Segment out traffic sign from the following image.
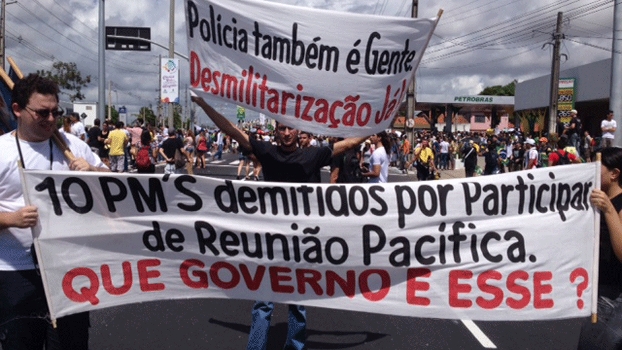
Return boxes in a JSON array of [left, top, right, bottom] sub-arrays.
[[106, 27, 151, 51]]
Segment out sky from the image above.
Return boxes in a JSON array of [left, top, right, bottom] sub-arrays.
[[3, 0, 617, 126]]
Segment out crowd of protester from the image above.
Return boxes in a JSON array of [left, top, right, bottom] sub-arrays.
[[71, 116, 601, 181]]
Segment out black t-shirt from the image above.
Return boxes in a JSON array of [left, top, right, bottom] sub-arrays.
[[599, 193, 622, 298], [250, 137, 332, 183], [569, 117, 582, 136], [160, 137, 184, 163], [87, 126, 103, 149]]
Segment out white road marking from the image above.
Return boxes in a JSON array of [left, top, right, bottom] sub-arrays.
[[461, 319, 497, 349]]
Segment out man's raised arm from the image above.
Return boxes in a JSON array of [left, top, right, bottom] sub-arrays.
[[191, 95, 251, 151], [333, 137, 368, 157]]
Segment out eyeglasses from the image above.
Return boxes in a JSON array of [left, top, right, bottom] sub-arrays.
[[25, 106, 64, 119]]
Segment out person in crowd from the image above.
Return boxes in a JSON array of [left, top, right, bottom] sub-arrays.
[[136, 129, 156, 173], [195, 129, 209, 168], [360, 139, 372, 171], [601, 110, 616, 148], [127, 118, 144, 166], [191, 94, 367, 350], [438, 136, 450, 170], [548, 135, 581, 166], [361, 131, 390, 183], [100, 120, 111, 167], [106, 121, 128, 172], [565, 109, 582, 150], [69, 112, 86, 141], [400, 134, 411, 174], [184, 129, 196, 165], [298, 131, 313, 148], [0, 73, 109, 349], [213, 129, 224, 160], [524, 138, 539, 170], [413, 138, 437, 181], [59, 115, 71, 133], [482, 144, 500, 175], [236, 140, 252, 180], [578, 147, 622, 349], [87, 118, 104, 155], [582, 130, 594, 163], [158, 128, 192, 175], [330, 137, 364, 183], [508, 141, 524, 172], [461, 139, 478, 177]]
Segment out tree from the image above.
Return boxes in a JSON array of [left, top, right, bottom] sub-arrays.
[[478, 80, 517, 96], [139, 106, 157, 127], [37, 61, 91, 102], [105, 105, 119, 123]]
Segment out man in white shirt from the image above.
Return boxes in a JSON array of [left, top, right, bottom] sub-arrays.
[[0, 74, 109, 348], [439, 137, 450, 170], [601, 110, 617, 148], [525, 138, 539, 169]]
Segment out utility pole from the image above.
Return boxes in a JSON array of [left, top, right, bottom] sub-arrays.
[[611, 1, 622, 146], [107, 80, 112, 120], [167, 0, 175, 129], [0, 0, 7, 70], [406, 0, 418, 143], [98, 0, 106, 122], [547, 12, 563, 136]]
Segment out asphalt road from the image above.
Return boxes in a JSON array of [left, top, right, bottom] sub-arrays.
[[18, 153, 590, 350]]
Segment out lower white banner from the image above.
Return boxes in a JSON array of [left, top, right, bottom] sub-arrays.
[[22, 164, 598, 322]]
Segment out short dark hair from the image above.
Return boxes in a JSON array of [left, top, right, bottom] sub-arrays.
[[94, 118, 101, 126], [12, 74, 59, 108]]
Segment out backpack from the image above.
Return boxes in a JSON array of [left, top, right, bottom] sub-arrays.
[[135, 145, 152, 171], [339, 149, 364, 183], [555, 150, 571, 165]]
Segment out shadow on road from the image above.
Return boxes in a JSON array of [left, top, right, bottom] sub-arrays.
[[209, 317, 388, 349]]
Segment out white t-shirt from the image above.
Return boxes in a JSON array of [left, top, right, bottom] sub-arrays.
[[527, 148, 539, 169], [0, 132, 106, 270], [601, 119, 617, 139], [440, 141, 450, 154], [71, 121, 86, 139], [368, 146, 389, 183]]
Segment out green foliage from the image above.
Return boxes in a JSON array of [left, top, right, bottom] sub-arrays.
[[517, 109, 546, 136], [37, 61, 91, 102], [479, 80, 517, 96], [139, 107, 157, 127], [105, 105, 119, 124]]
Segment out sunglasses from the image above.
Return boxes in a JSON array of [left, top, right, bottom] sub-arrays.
[[25, 106, 64, 119]]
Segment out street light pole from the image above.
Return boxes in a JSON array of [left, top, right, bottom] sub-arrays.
[[98, 0, 106, 122]]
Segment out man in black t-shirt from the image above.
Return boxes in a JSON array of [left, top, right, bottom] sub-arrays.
[[565, 109, 582, 150], [192, 95, 367, 350], [158, 128, 190, 174], [87, 118, 104, 155]]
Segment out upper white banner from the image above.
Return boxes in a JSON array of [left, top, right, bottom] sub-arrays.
[[23, 164, 598, 322], [185, 0, 439, 137]]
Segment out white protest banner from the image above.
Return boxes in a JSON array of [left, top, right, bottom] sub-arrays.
[[185, 0, 439, 137], [23, 164, 597, 322]]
